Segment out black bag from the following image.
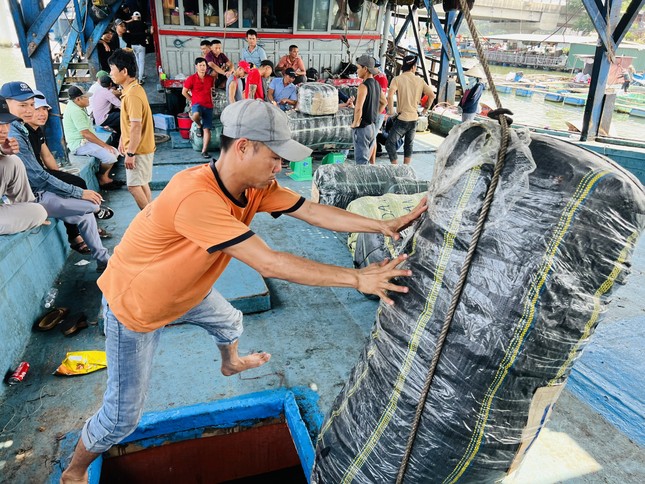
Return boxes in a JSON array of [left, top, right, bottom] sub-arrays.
[[338, 62, 358, 79], [306, 67, 319, 82]]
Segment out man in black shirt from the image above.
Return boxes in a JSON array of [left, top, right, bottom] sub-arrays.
[[351, 55, 386, 165]]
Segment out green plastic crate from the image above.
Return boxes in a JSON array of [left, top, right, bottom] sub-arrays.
[[322, 152, 345, 165], [288, 157, 313, 181]]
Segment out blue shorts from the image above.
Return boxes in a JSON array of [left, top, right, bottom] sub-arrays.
[[191, 104, 213, 129]]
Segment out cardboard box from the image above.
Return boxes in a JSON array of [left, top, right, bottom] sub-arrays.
[[153, 113, 177, 131]]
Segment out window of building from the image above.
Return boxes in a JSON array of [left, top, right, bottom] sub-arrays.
[[297, 0, 330, 31], [261, 0, 294, 29]]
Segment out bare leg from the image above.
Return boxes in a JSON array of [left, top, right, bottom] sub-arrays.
[[219, 340, 271, 376], [97, 162, 115, 186], [142, 183, 152, 205], [191, 111, 202, 127], [403, 156, 412, 165], [390, 159, 398, 165], [202, 129, 211, 154], [60, 438, 99, 484], [128, 185, 150, 210], [369, 143, 376, 164]]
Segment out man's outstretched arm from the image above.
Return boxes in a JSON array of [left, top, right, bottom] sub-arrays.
[[222, 234, 413, 305], [287, 197, 428, 241]]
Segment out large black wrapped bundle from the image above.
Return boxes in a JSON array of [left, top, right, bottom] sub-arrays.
[[312, 121, 645, 482], [312, 164, 418, 209], [286, 108, 354, 151], [297, 82, 339, 115]]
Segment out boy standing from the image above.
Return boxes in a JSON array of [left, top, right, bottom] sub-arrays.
[[183, 57, 215, 159]]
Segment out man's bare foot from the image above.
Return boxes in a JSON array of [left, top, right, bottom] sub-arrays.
[[221, 352, 271, 376], [60, 470, 88, 483]]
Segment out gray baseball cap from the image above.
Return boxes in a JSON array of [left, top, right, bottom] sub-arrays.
[[220, 100, 312, 162], [356, 54, 379, 75]]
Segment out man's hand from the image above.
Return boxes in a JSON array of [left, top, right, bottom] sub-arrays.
[[380, 196, 428, 240], [106, 145, 119, 156], [125, 154, 136, 170], [357, 254, 412, 305], [81, 189, 103, 205], [1, 137, 20, 155]]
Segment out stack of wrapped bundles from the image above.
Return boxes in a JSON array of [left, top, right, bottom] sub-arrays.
[[286, 108, 354, 151], [312, 121, 645, 483], [311, 164, 424, 209], [297, 83, 339, 115]]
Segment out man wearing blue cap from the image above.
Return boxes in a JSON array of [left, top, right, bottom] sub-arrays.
[[60, 100, 427, 482], [0, 95, 48, 235], [1, 81, 111, 272]]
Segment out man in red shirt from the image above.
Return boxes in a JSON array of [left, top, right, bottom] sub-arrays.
[[183, 57, 215, 158], [244, 60, 274, 100]]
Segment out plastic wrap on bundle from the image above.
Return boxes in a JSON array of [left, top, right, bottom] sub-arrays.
[[297, 83, 339, 115], [189, 119, 223, 152], [312, 121, 645, 483], [346, 192, 427, 261], [312, 164, 418, 209], [286, 108, 354, 151], [212, 89, 228, 117]]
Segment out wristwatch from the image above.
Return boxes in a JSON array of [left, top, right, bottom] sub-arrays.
[[126, 152, 135, 157]]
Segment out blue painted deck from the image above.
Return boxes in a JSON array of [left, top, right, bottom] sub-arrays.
[[0, 130, 644, 482]]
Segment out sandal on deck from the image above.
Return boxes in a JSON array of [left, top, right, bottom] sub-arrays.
[[71, 241, 91, 254], [95, 206, 114, 220], [34, 307, 69, 332], [98, 228, 112, 239], [60, 313, 88, 337]]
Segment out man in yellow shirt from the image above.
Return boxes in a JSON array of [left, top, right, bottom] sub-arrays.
[[108, 49, 155, 209], [60, 100, 427, 482], [386, 55, 435, 165]]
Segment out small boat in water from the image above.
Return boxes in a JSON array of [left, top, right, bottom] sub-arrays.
[[630, 107, 645, 118], [563, 95, 586, 106], [545, 92, 565, 103], [515, 88, 533, 97]]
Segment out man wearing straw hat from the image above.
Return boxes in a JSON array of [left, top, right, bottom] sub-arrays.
[[459, 64, 485, 122]]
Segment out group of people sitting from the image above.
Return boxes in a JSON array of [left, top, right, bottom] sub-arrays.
[[182, 29, 437, 165], [0, 47, 156, 274]]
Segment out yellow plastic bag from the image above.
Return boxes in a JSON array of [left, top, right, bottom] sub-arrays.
[[55, 351, 107, 376]]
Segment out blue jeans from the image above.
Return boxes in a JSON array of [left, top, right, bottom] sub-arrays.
[[385, 118, 417, 161], [81, 290, 243, 453], [352, 123, 376, 165], [191, 104, 214, 129]]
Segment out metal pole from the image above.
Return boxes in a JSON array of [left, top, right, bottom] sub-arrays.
[[379, 2, 393, 68]]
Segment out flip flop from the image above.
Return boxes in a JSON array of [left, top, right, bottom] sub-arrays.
[[97, 228, 112, 239], [95, 206, 114, 220], [70, 241, 91, 254], [60, 313, 89, 337], [34, 307, 70, 332]]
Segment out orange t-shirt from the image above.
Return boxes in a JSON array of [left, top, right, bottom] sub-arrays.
[[98, 162, 303, 331]]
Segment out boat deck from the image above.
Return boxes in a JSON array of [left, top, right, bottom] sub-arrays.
[[0, 129, 644, 482]]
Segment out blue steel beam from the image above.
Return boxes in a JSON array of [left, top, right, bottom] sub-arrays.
[[409, 6, 431, 85], [25, 0, 69, 56], [613, 0, 645, 45], [580, 0, 643, 140], [8, 0, 31, 68], [580, 0, 619, 57], [21, 0, 67, 161]]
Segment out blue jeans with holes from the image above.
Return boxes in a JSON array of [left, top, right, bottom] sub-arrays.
[[385, 118, 417, 161], [81, 290, 243, 453]]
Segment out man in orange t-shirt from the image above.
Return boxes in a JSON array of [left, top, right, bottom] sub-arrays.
[[61, 100, 427, 482]]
